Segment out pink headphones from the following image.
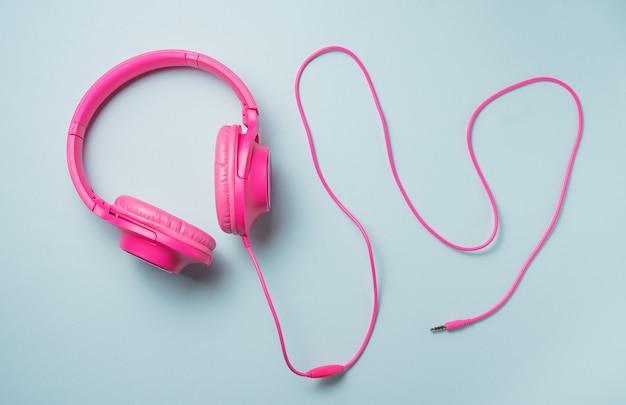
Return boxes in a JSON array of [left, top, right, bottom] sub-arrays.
[[67, 45, 583, 379], [67, 48, 378, 379], [67, 49, 271, 273]]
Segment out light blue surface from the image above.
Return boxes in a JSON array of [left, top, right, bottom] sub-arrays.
[[1, 1, 625, 403]]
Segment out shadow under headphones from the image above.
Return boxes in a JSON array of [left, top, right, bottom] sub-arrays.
[[66, 49, 271, 273]]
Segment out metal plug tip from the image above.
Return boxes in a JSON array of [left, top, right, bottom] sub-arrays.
[[430, 325, 446, 332]]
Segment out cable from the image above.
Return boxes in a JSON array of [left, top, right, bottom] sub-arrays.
[[295, 48, 583, 334], [243, 45, 382, 378], [294, 46, 380, 371], [381, 77, 584, 332]]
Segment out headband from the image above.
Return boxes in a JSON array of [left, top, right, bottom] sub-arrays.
[[67, 49, 259, 218]]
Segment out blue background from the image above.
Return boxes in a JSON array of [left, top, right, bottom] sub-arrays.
[[1, 1, 625, 403]]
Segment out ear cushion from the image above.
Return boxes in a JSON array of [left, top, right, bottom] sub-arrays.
[[114, 195, 216, 250], [214, 125, 237, 234]]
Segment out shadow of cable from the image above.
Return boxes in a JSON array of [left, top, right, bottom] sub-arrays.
[[318, 370, 347, 387]]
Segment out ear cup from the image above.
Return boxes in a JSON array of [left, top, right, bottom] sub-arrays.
[[114, 195, 216, 250], [214, 125, 237, 234]]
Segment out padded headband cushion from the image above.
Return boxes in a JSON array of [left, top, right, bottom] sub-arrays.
[[214, 125, 237, 234], [114, 195, 216, 250]]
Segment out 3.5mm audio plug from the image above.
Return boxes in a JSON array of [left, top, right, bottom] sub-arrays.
[[430, 319, 472, 332]]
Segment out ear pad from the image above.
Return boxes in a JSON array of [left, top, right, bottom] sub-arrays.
[[114, 195, 216, 250], [214, 125, 237, 234]]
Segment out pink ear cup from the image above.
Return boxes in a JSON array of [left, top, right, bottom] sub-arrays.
[[115, 195, 216, 249], [214, 125, 237, 234], [214, 125, 271, 236], [237, 141, 271, 235], [112, 195, 215, 273]]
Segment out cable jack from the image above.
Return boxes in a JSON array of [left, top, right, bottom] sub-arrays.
[[430, 319, 472, 332]]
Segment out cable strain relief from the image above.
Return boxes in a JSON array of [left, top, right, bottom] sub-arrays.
[[445, 319, 472, 331], [305, 364, 345, 378]]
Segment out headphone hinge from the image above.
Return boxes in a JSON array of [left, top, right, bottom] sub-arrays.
[[242, 106, 259, 129]]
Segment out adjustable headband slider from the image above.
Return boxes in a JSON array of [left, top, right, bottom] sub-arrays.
[[68, 122, 86, 139], [237, 107, 260, 180], [242, 106, 259, 129]]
